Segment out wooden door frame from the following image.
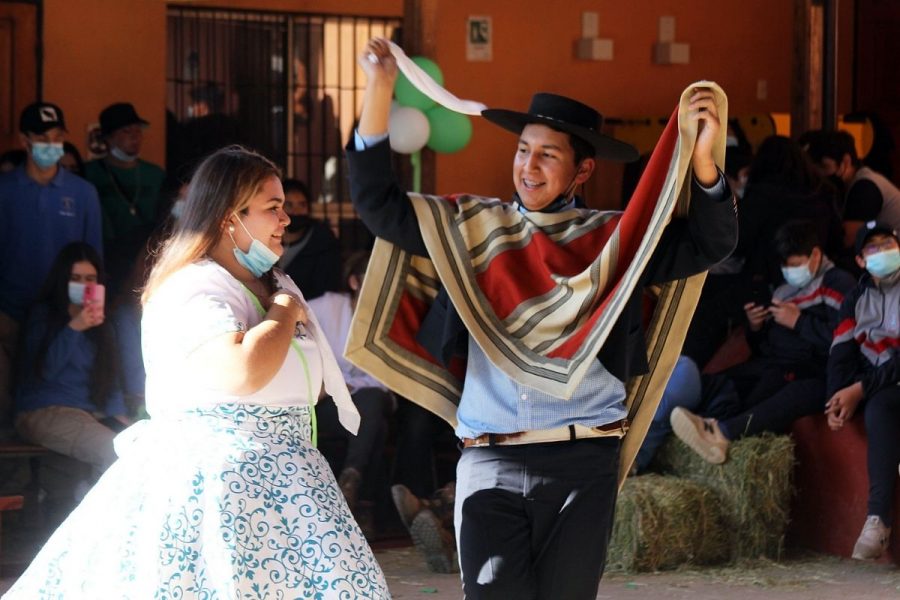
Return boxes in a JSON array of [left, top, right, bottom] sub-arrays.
[[0, 0, 42, 152], [792, 0, 840, 136]]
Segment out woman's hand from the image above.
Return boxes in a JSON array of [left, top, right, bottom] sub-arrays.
[[69, 300, 104, 331], [270, 289, 308, 325]]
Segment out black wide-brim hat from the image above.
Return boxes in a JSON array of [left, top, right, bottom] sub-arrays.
[[100, 102, 150, 136], [482, 93, 639, 162]]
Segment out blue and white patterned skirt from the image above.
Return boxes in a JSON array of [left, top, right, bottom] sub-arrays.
[[3, 404, 391, 599]]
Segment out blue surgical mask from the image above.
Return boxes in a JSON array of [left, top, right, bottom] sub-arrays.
[[68, 281, 86, 305], [781, 262, 814, 289], [110, 146, 139, 162], [170, 199, 186, 220], [30, 142, 64, 169], [865, 248, 900, 279], [229, 215, 279, 278]]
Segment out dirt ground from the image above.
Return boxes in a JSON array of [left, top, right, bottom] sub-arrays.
[[3, 534, 900, 598], [378, 548, 900, 599]]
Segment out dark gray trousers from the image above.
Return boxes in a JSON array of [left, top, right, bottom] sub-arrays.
[[454, 437, 620, 600]]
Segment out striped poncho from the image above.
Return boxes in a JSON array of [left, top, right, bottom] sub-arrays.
[[347, 83, 728, 483]]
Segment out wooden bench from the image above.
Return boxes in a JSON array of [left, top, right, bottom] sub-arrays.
[[0, 495, 24, 562], [0, 441, 51, 525]]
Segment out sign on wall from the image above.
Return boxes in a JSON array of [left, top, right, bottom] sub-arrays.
[[466, 16, 492, 62]]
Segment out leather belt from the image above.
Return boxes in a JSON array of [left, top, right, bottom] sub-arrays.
[[461, 419, 629, 449]]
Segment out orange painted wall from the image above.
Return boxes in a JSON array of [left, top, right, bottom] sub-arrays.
[[40, 0, 832, 205], [40, 0, 402, 167], [186, 0, 402, 17], [42, 0, 168, 165], [429, 0, 795, 201]]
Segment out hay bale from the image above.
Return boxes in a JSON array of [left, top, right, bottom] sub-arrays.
[[607, 474, 730, 572], [653, 432, 795, 560]]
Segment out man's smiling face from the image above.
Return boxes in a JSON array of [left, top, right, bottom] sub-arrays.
[[513, 124, 590, 211]]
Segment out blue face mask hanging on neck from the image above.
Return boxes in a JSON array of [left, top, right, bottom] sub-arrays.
[[109, 146, 139, 162], [229, 215, 279, 278]]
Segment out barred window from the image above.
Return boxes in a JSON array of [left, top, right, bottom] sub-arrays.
[[166, 6, 401, 251]]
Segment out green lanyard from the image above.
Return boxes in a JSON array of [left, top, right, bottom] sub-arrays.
[[240, 286, 318, 447]]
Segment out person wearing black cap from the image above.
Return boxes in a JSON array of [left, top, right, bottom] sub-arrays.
[[826, 221, 900, 561], [346, 38, 737, 597], [84, 102, 165, 289], [0, 102, 103, 427]]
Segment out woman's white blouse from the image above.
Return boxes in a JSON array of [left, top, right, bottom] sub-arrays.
[[141, 260, 359, 433]]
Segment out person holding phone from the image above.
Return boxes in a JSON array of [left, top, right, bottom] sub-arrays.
[[4, 146, 388, 599], [671, 220, 856, 464], [14, 242, 127, 474]]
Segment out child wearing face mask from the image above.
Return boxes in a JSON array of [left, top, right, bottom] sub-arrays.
[[13, 242, 128, 485], [825, 221, 900, 560], [670, 220, 856, 465]]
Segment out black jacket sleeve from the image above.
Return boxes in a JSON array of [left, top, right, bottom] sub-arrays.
[[346, 138, 428, 256], [861, 350, 900, 397], [643, 175, 738, 286], [826, 284, 864, 397]]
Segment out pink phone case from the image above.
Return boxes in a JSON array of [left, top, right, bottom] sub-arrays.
[[84, 283, 106, 313]]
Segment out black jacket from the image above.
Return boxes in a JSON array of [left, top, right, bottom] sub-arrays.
[[281, 219, 342, 301], [347, 139, 738, 383]]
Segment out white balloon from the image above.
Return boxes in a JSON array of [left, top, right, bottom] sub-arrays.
[[389, 106, 430, 154]]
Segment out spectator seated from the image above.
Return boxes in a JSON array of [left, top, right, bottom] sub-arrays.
[[700, 320, 900, 565], [790, 414, 900, 564]]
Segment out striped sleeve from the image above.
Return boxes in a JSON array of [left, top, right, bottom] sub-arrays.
[[826, 283, 864, 397], [796, 267, 857, 353]]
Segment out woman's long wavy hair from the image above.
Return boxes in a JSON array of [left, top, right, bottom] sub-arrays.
[[142, 146, 281, 304], [33, 242, 120, 405]]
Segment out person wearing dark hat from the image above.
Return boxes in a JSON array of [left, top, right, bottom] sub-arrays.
[[0, 102, 103, 427], [179, 83, 246, 172], [825, 220, 900, 561], [84, 102, 165, 289], [346, 38, 737, 597]]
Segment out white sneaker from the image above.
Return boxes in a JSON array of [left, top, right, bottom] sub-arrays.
[[852, 515, 891, 560], [669, 407, 730, 464]]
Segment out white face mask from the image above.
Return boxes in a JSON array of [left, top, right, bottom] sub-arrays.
[[781, 261, 814, 289], [110, 145, 139, 162], [68, 281, 86, 305]]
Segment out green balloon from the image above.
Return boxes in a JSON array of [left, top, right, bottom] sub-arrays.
[[394, 57, 443, 111], [425, 106, 473, 153]]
